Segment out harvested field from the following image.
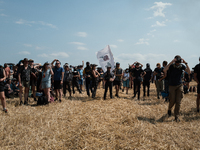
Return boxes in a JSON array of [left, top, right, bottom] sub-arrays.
[[1, 81, 200, 149]]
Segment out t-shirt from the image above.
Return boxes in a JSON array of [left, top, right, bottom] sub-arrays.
[[42, 69, 51, 82], [104, 71, 114, 82], [18, 65, 32, 81], [144, 68, 152, 81], [77, 69, 83, 79], [53, 66, 64, 81], [194, 63, 200, 83], [154, 67, 163, 80], [83, 66, 92, 77], [30, 67, 37, 81], [114, 68, 123, 81], [168, 64, 186, 86], [123, 72, 130, 81], [131, 68, 144, 80], [72, 71, 79, 81], [64, 70, 72, 82], [0, 68, 4, 86]]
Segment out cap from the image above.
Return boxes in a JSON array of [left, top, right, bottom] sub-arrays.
[[28, 59, 34, 62], [92, 64, 98, 67], [146, 63, 150, 67], [116, 62, 120, 65], [22, 58, 29, 62]]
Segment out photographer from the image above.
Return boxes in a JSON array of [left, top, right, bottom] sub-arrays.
[[164, 55, 190, 122], [143, 63, 152, 97], [83, 62, 92, 97], [103, 65, 115, 100], [51, 59, 64, 102]]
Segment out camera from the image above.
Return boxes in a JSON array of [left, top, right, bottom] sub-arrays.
[[176, 57, 182, 63]]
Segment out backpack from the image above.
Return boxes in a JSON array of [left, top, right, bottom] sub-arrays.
[[37, 96, 48, 105]]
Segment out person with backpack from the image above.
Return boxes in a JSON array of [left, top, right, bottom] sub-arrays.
[[103, 65, 115, 100], [40, 62, 54, 103], [113, 62, 123, 98], [63, 64, 72, 97], [164, 55, 190, 122], [83, 62, 92, 97], [143, 63, 152, 97], [51, 59, 64, 102], [0, 65, 7, 112], [154, 63, 164, 99], [18, 58, 32, 105], [194, 57, 200, 112]]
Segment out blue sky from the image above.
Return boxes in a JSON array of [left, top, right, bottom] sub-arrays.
[[0, 0, 199, 69]]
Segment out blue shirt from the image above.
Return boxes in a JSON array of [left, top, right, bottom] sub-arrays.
[[77, 69, 83, 79], [53, 66, 64, 81], [42, 69, 51, 82]]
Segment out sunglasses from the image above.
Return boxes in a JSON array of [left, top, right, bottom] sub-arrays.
[[56, 63, 60, 65]]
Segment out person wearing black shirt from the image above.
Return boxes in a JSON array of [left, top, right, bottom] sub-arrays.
[[194, 57, 200, 112], [18, 58, 32, 105], [0, 66, 7, 113], [143, 63, 152, 97], [63, 64, 72, 97], [103, 65, 115, 100], [131, 62, 146, 100], [154, 63, 164, 99], [72, 67, 81, 94], [114, 62, 123, 98], [91, 64, 100, 98], [83, 62, 92, 97], [164, 55, 190, 122]]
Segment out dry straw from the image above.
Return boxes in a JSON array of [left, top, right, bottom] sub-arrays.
[[1, 82, 200, 149]]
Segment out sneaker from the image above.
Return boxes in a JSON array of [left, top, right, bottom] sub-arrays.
[[54, 98, 58, 101], [197, 109, 199, 113], [20, 101, 23, 105], [158, 96, 160, 99], [34, 98, 37, 101], [59, 99, 62, 102], [24, 101, 28, 105], [3, 108, 7, 113], [132, 95, 136, 98], [168, 110, 171, 117], [122, 89, 124, 92]]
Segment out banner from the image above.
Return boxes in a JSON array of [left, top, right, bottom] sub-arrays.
[[96, 45, 115, 72]]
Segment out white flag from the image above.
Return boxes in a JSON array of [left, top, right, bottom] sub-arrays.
[[96, 45, 115, 72]]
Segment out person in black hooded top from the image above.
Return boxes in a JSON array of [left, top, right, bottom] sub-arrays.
[[143, 63, 152, 97]]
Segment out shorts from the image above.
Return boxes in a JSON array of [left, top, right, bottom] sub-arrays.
[[22, 80, 30, 88], [78, 79, 83, 85], [198, 84, 200, 94], [123, 79, 129, 87], [0, 83, 4, 92], [30, 80, 37, 86], [54, 80, 62, 89], [113, 80, 121, 86], [42, 81, 51, 89]]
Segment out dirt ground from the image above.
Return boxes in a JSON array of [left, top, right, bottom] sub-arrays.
[[0, 81, 200, 149]]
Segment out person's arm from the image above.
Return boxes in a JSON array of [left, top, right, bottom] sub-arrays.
[[82, 61, 84, 67], [142, 71, 146, 78], [163, 58, 176, 73], [0, 69, 6, 82], [51, 59, 57, 68], [92, 70, 98, 78], [61, 69, 64, 84], [182, 59, 191, 75], [50, 68, 54, 75]]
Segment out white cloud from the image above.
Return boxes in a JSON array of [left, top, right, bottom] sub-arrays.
[[135, 38, 149, 45], [18, 51, 30, 55], [117, 39, 124, 42], [147, 29, 156, 37], [0, 13, 7, 16], [35, 46, 45, 50], [151, 21, 166, 27], [150, 2, 172, 18], [147, 17, 153, 19], [77, 32, 87, 37], [70, 42, 85, 45], [38, 53, 49, 57], [77, 46, 88, 50], [110, 45, 118, 48], [173, 40, 180, 43], [23, 44, 32, 47], [150, 29, 156, 32], [50, 52, 69, 58], [15, 19, 57, 29]]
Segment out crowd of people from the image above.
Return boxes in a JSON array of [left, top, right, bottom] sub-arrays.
[[0, 55, 200, 122]]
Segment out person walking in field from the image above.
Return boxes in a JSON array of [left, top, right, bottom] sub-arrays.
[[194, 57, 200, 112], [143, 63, 152, 97], [83, 62, 92, 97], [154, 63, 164, 99], [164, 55, 190, 122], [113, 62, 123, 98], [29, 59, 37, 101], [122, 68, 130, 94], [91, 64, 100, 98], [18, 58, 32, 105], [63, 64, 72, 98], [4, 63, 10, 79], [103, 65, 115, 100], [0, 65, 7, 112], [51, 59, 64, 102]]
